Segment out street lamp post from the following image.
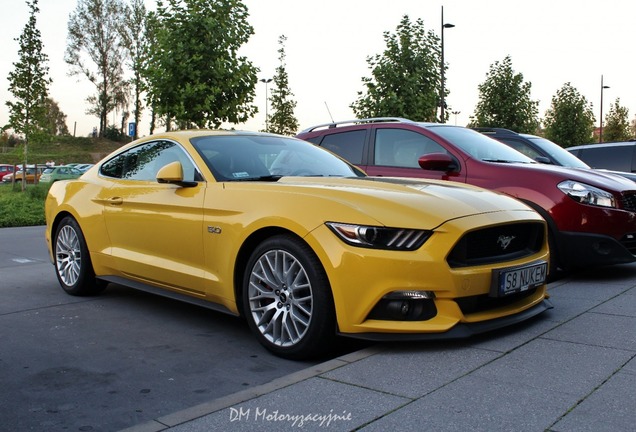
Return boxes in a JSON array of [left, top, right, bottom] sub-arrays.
[[451, 110, 461, 125], [440, 6, 454, 123], [260, 78, 272, 131], [599, 75, 610, 143]]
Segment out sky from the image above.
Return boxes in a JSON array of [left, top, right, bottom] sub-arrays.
[[0, 0, 634, 138]]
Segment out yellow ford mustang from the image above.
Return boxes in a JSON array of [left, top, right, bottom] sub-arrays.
[[45, 130, 551, 359]]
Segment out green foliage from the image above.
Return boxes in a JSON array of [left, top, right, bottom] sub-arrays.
[[121, 0, 149, 140], [266, 35, 299, 135], [145, 0, 258, 129], [544, 82, 595, 147], [0, 184, 49, 227], [65, 0, 128, 136], [350, 15, 442, 122], [41, 98, 70, 136], [5, 0, 51, 191], [103, 125, 130, 143], [471, 56, 539, 133], [603, 98, 632, 142]]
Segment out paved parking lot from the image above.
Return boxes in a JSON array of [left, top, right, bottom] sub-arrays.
[[126, 265, 636, 432], [2, 226, 635, 431], [0, 226, 344, 431]]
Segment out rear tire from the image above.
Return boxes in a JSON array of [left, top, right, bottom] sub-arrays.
[[243, 234, 336, 360], [54, 216, 107, 296]]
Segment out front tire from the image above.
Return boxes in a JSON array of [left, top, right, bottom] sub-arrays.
[[243, 234, 336, 359], [54, 216, 107, 296]]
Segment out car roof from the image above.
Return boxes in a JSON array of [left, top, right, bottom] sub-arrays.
[[298, 117, 417, 134], [568, 141, 636, 150]]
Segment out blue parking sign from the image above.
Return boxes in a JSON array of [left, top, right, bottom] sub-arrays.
[[128, 122, 136, 137]]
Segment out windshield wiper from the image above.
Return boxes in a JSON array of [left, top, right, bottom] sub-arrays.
[[482, 158, 531, 164], [228, 175, 283, 182]]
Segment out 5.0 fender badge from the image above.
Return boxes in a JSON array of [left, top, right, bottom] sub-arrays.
[[208, 226, 222, 234]]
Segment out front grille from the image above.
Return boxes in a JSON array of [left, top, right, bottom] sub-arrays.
[[447, 222, 544, 268], [620, 192, 636, 212], [455, 288, 537, 316]]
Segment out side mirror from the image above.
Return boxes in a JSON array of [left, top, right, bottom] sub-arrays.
[[418, 153, 459, 173], [156, 161, 197, 187], [534, 156, 552, 164]]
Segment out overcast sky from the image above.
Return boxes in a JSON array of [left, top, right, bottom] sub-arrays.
[[0, 0, 633, 138]]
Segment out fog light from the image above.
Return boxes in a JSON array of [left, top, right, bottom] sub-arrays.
[[383, 290, 436, 300], [386, 300, 410, 317], [367, 295, 437, 322]]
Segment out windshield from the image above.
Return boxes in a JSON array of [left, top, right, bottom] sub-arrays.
[[426, 125, 535, 163], [525, 136, 591, 168], [191, 134, 364, 181]]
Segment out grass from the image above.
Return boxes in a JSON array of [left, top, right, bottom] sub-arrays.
[[0, 183, 50, 227], [0, 136, 124, 228], [1, 136, 124, 166]]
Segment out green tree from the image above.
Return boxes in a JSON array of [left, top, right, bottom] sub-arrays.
[[544, 82, 595, 147], [65, 0, 128, 137], [41, 98, 70, 136], [145, 0, 258, 129], [121, 0, 149, 139], [603, 98, 631, 142], [266, 35, 299, 135], [5, 0, 51, 191], [350, 15, 442, 122], [471, 55, 539, 133]]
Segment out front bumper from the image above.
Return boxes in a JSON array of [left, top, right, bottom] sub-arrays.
[[557, 231, 636, 268], [339, 298, 553, 341]]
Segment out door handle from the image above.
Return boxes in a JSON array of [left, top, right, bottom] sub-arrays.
[[107, 197, 123, 205]]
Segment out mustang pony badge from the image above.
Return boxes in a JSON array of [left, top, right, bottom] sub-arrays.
[[497, 235, 516, 250]]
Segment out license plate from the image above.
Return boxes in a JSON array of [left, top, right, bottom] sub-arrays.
[[491, 261, 548, 297]]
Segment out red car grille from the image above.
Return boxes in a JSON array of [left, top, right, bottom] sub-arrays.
[[620, 192, 636, 213], [447, 222, 544, 268]]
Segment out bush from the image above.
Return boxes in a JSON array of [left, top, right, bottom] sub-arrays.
[[0, 184, 48, 227], [103, 125, 130, 143]]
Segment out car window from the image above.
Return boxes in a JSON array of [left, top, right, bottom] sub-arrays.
[[318, 130, 366, 165], [577, 145, 634, 172], [191, 135, 362, 181], [497, 137, 543, 160], [428, 125, 534, 163], [100, 140, 200, 182], [526, 137, 590, 168], [374, 128, 447, 168]]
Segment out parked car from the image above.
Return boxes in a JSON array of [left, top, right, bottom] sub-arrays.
[[296, 118, 636, 273], [568, 141, 636, 173], [0, 164, 15, 181], [474, 128, 636, 182], [75, 163, 95, 172], [39, 166, 83, 183], [45, 130, 551, 359], [2, 165, 47, 183]]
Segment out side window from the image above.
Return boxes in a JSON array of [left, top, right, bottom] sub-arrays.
[[319, 130, 366, 165], [375, 129, 447, 168], [497, 138, 543, 160], [100, 141, 199, 182], [579, 146, 632, 171]]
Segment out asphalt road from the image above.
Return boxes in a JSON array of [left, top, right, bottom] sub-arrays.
[[0, 226, 351, 431]]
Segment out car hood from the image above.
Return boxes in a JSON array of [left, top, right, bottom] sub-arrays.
[[224, 176, 538, 229], [503, 162, 636, 192]]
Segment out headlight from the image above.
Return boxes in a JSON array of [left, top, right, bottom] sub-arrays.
[[557, 180, 616, 208], [326, 222, 431, 250]]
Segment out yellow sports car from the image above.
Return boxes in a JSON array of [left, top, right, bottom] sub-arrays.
[[45, 130, 551, 359]]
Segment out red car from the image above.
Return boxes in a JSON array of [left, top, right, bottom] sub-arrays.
[[297, 118, 636, 273], [0, 164, 15, 181]]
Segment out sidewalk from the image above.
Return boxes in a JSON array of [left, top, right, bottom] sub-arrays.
[[122, 265, 636, 432]]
